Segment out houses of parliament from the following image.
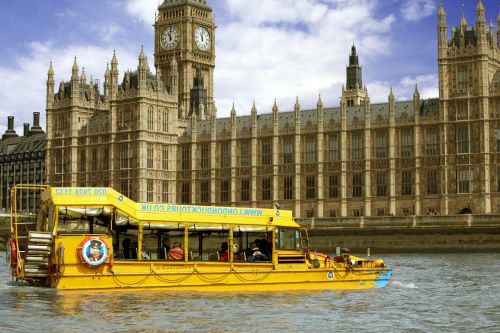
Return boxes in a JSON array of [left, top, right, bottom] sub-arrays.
[[2, 0, 500, 218]]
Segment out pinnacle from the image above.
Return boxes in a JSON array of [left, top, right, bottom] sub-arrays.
[[48, 61, 54, 76]]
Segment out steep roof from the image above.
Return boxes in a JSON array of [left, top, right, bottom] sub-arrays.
[[159, 0, 211, 10]]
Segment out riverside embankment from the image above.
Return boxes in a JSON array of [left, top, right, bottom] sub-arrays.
[[1, 215, 499, 252], [300, 214, 500, 253]]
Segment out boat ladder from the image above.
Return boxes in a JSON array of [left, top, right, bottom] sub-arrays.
[[23, 232, 53, 279]]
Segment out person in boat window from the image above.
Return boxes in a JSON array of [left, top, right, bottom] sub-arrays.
[[122, 238, 132, 259], [130, 241, 139, 259], [259, 238, 272, 258], [218, 242, 229, 261], [160, 237, 171, 259], [168, 242, 184, 260], [248, 239, 269, 262]]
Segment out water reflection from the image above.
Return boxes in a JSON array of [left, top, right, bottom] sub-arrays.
[[1, 253, 500, 332]]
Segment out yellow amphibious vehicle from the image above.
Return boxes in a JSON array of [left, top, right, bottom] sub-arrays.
[[7, 185, 391, 291]]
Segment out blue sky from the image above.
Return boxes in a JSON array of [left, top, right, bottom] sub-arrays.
[[0, 0, 498, 132]]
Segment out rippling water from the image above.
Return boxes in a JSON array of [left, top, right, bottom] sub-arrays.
[[1, 253, 499, 332]]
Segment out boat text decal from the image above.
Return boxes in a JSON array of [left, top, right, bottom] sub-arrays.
[[140, 204, 263, 216]]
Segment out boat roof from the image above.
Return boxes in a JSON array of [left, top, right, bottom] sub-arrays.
[[42, 187, 298, 228]]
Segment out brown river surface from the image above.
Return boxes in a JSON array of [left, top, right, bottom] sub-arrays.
[[1, 253, 499, 332]]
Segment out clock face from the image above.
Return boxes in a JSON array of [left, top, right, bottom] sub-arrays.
[[161, 26, 180, 50], [194, 26, 211, 51]]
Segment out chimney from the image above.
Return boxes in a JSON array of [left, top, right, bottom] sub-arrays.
[[24, 123, 30, 136], [2, 116, 19, 140], [28, 112, 44, 136]]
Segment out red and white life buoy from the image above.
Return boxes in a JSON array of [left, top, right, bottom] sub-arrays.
[[6, 238, 17, 268], [77, 237, 109, 268]]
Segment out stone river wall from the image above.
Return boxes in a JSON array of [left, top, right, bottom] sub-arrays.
[[299, 214, 500, 253]]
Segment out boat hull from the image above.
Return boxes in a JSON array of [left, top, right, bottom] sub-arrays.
[[51, 262, 392, 291]]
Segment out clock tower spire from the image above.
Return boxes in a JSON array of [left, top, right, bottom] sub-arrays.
[[154, 0, 215, 119]]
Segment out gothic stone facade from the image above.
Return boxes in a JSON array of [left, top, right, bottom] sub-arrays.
[[45, 0, 500, 218]]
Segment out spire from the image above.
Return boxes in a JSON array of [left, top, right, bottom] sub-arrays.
[[71, 56, 79, 80], [80, 67, 87, 85], [139, 45, 146, 61], [294, 96, 301, 117], [251, 101, 257, 126], [230, 102, 237, 124], [251, 101, 257, 116], [231, 102, 236, 116], [476, 0, 484, 16], [438, 0, 445, 18], [346, 45, 362, 90], [389, 86, 395, 101], [272, 99, 278, 113], [317, 94, 323, 108], [460, 8, 468, 29], [413, 84, 420, 100], [111, 49, 118, 68], [48, 61, 54, 78]]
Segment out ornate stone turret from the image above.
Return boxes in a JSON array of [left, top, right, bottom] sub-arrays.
[[251, 101, 257, 127], [110, 50, 119, 99], [46, 62, 55, 109], [230, 103, 237, 125], [272, 99, 279, 123], [476, 0, 487, 49], [317, 94, 324, 131], [137, 46, 149, 91], [437, 0, 448, 55], [104, 63, 110, 101], [71, 57, 79, 100], [294, 97, 301, 121], [489, 21, 495, 47], [347, 45, 362, 90], [413, 84, 420, 110], [80, 67, 87, 86]]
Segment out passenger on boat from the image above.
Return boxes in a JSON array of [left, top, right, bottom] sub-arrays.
[[122, 238, 132, 259], [160, 237, 171, 259], [259, 239, 272, 258], [218, 242, 229, 261], [130, 241, 139, 259], [167, 242, 184, 260], [248, 240, 269, 262]]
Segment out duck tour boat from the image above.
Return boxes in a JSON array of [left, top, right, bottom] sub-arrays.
[[6, 185, 391, 291]]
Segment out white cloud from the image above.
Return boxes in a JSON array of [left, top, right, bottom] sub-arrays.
[[400, 0, 435, 22], [367, 73, 438, 104], [0, 41, 142, 133], [124, 0, 158, 26], [215, 0, 396, 116]]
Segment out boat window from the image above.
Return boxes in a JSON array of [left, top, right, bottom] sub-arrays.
[[114, 229, 139, 260], [188, 228, 229, 262], [233, 227, 273, 262], [276, 228, 301, 251], [141, 229, 184, 260], [56, 206, 110, 234]]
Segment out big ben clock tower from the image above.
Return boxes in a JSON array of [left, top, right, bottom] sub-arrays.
[[154, 0, 215, 119]]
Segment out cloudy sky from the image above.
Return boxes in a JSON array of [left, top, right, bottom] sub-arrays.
[[0, 0, 498, 133]]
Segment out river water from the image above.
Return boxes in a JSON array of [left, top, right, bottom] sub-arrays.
[[0, 252, 499, 332]]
